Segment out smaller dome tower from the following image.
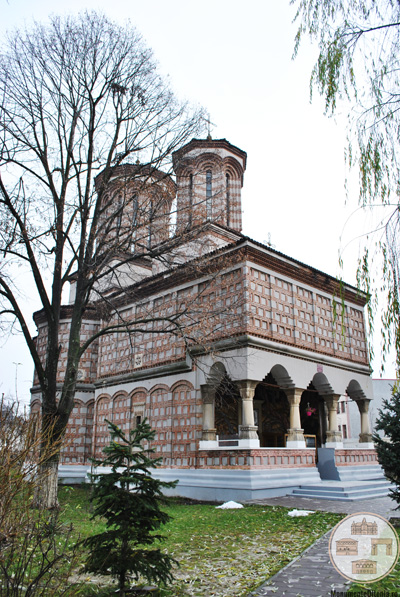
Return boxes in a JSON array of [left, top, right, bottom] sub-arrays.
[[95, 164, 176, 255], [172, 138, 247, 234]]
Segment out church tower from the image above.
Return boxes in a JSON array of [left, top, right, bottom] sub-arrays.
[[172, 138, 247, 233], [95, 164, 176, 255]]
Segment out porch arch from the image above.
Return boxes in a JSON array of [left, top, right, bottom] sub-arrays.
[[312, 372, 334, 396], [214, 373, 241, 440], [253, 372, 291, 447], [308, 373, 341, 446], [299, 382, 327, 447], [270, 364, 295, 389], [346, 379, 373, 443], [207, 361, 227, 386], [201, 362, 240, 443]]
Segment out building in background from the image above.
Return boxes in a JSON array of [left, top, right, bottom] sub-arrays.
[[336, 379, 396, 446]]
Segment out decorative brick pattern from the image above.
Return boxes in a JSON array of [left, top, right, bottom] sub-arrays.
[[169, 382, 201, 468], [335, 449, 378, 466], [196, 449, 316, 469], [246, 266, 368, 364], [95, 266, 247, 380], [112, 392, 130, 434], [33, 317, 99, 386], [147, 385, 171, 463], [346, 306, 368, 361], [61, 399, 94, 464]]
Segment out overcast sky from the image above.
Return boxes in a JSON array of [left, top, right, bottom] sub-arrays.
[[0, 0, 395, 404]]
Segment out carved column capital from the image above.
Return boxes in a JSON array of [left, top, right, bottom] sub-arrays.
[[236, 379, 258, 401], [201, 383, 215, 404], [324, 394, 341, 412], [355, 398, 372, 415], [284, 387, 304, 406]]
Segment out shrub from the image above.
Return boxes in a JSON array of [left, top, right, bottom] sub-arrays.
[[373, 389, 400, 507], [0, 399, 79, 595], [83, 419, 177, 596]]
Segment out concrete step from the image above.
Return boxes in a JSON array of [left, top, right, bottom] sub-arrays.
[[292, 488, 390, 500], [290, 480, 394, 501], [58, 465, 90, 484], [336, 465, 386, 482], [296, 479, 389, 493]]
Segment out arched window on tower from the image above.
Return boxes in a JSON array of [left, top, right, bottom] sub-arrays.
[[206, 170, 212, 220], [226, 173, 230, 227]]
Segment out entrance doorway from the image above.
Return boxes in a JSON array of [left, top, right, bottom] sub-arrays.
[[214, 375, 240, 440], [254, 374, 290, 447], [300, 383, 326, 447]]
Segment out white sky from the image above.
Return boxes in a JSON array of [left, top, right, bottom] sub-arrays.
[[0, 0, 395, 404]]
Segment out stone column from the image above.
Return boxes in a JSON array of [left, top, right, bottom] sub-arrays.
[[324, 394, 343, 446], [285, 387, 305, 447], [356, 398, 373, 443], [236, 380, 260, 447], [200, 384, 216, 442]]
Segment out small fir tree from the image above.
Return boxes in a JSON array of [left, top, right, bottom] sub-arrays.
[[373, 390, 400, 508], [83, 419, 177, 595]]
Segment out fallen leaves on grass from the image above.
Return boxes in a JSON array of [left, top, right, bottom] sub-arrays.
[[58, 489, 342, 597], [159, 513, 339, 596]]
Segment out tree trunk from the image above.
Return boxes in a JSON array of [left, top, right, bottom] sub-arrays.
[[34, 459, 60, 509], [118, 570, 126, 597], [32, 407, 66, 509]]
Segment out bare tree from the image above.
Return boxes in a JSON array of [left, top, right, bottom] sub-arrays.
[[0, 12, 211, 507]]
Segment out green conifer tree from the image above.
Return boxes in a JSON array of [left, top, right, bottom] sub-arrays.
[[373, 390, 400, 508], [83, 419, 177, 596]]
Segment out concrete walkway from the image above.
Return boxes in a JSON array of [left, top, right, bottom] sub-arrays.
[[246, 495, 399, 597]]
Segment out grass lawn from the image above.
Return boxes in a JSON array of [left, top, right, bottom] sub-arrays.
[[59, 486, 343, 596]]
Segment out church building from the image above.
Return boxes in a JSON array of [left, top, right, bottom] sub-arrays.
[[31, 137, 380, 501]]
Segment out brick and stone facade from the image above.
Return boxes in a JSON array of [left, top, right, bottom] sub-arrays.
[[30, 137, 378, 500]]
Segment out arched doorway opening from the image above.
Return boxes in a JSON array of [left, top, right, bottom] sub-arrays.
[[300, 383, 326, 447], [254, 373, 290, 447], [214, 375, 241, 439]]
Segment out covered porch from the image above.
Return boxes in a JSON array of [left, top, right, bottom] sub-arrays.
[[199, 363, 374, 452]]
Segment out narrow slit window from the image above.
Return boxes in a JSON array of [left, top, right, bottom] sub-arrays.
[[131, 194, 138, 252], [188, 173, 193, 227], [148, 199, 153, 248], [116, 195, 123, 235], [206, 170, 212, 220], [226, 173, 230, 227]]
